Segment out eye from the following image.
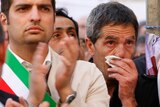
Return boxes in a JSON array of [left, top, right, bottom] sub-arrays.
[[68, 32, 77, 38], [105, 40, 116, 47], [52, 33, 62, 39], [16, 6, 30, 12], [39, 6, 50, 12], [126, 40, 135, 46]]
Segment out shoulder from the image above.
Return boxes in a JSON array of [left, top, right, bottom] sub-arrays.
[[134, 55, 146, 75], [72, 60, 105, 87], [75, 60, 102, 76]]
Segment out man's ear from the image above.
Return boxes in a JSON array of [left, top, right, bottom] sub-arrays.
[[86, 37, 95, 56], [0, 42, 6, 66], [0, 12, 8, 32]]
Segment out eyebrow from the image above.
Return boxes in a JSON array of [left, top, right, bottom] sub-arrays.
[[104, 35, 135, 40], [55, 26, 75, 31], [104, 36, 118, 40], [68, 27, 75, 31], [15, 3, 52, 9]]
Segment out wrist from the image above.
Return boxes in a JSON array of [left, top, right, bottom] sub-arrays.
[[58, 87, 74, 103], [27, 95, 40, 107], [58, 91, 77, 107], [26, 99, 38, 107], [122, 97, 137, 107]]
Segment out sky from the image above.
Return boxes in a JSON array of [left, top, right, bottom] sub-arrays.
[[0, 0, 146, 22], [56, 0, 146, 22]]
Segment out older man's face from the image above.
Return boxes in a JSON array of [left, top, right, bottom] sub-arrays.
[[88, 24, 136, 80]]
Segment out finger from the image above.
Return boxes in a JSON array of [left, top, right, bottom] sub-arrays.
[[64, 37, 79, 52], [110, 59, 136, 73], [107, 67, 129, 77], [122, 59, 137, 69], [59, 56, 74, 76], [108, 73, 125, 82], [39, 102, 50, 107], [61, 103, 69, 107], [32, 42, 49, 75], [62, 37, 79, 61], [19, 97, 28, 106], [5, 98, 24, 107], [32, 42, 48, 67]]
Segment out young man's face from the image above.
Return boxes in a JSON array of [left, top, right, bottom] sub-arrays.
[[87, 24, 136, 79], [49, 16, 78, 55], [2, 0, 55, 46]]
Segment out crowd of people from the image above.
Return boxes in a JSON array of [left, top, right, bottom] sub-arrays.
[[0, 0, 159, 107]]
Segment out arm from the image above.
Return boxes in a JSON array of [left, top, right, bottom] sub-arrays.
[[56, 64, 110, 107], [5, 97, 49, 107], [27, 42, 49, 106], [55, 37, 79, 103], [55, 37, 109, 107], [70, 67, 110, 107]]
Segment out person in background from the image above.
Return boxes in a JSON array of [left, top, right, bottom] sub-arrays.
[[0, 0, 110, 107], [138, 21, 146, 37], [49, 8, 89, 61], [49, 8, 81, 58], [133, 36, 145, 58], [78, 16, 92, 61], [86, 2, 138, 107], [133, 21, 146, 58]]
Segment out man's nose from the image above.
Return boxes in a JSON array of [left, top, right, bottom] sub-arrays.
[[115, 44, 125, 58], [63, 33, 70, 39], [30, 7, 41, 22]]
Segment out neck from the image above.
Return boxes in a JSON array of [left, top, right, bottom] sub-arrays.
[[107, 79, 118, 96], [10, 43, 48, 63]]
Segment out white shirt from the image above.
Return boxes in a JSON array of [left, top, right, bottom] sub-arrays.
[[8, 46, 52, 67], [0, 102, 4, 107]]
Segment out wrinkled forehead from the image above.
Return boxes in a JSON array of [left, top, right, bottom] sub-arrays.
[[55, 16, 76, 30], [99, 24, 136, 39], [10, 0, 53, 6]]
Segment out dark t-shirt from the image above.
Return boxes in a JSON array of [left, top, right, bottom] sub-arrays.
[[0, 90, 19, 105], [135, 56, 159, 107]]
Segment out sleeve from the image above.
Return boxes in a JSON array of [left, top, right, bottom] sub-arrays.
[[69, 64, 110, 107]]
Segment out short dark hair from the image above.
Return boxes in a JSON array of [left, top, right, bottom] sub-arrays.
[[0, 23, 5, 43], [86, 2, 139, 44], [1, 0, 56, 17], [56, 8, 79, 43]]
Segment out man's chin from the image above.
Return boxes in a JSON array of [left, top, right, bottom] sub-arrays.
[[25, 39, 46, 44]]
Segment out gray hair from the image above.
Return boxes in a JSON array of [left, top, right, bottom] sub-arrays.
[[86, 2, 138, 44]]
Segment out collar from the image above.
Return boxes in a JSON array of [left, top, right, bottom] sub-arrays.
[[8, 45, 52, 65], [8, 46, 25, 64]]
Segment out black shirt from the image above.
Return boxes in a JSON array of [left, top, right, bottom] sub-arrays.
[[0, 90, 19, 105]]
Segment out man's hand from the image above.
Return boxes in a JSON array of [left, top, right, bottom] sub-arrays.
[[28, 42, 49, 106], [55, 37, 79, 103], [5, 97, 49, 107], [108, 59, 138, 107], [5, 97, 27, 107]]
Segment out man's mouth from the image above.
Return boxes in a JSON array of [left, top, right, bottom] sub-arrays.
[[25, 26, 44, 32]]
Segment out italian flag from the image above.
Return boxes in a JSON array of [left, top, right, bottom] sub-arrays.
[[0, 49, 56, 107]]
